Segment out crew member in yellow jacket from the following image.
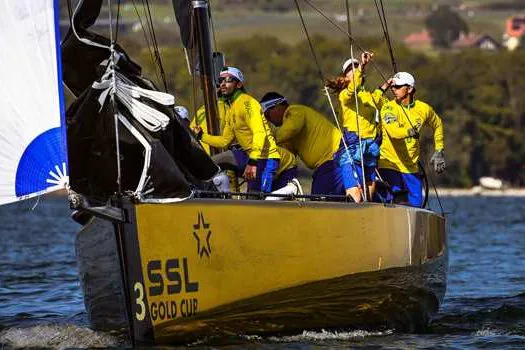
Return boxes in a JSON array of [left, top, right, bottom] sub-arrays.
[[326, 52, 390, 202], [378, 71, 445, 207], [260, 92, 345, 196], [189, 98, 228, 155], [194, 66, 296, 193]]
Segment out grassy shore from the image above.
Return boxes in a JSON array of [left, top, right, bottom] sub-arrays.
[[112, 3, 515, 47]]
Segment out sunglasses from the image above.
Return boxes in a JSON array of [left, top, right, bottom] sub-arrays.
[[391, 84, 408, 89], [218, 76, 238, 84]]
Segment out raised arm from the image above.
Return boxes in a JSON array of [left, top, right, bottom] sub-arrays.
[[339, 68, 363, 106], [370, 78, 392, 111]]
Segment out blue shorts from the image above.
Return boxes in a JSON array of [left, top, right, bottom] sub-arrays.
[[338, 156, 376, 189], [232, 149, 279, 193], [338, 130, 380, 166], [311, 160, 345, 195], [272, 166, 298, 191], [334, 131, 378, 190], [377, 168, 423, 207]]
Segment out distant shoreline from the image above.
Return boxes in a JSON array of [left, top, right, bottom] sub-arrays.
[[435, 188, 525, 197]]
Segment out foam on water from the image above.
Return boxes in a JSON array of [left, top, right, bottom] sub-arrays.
[[267, 329, 394, 342], [0, 324, 120, 349], [473, 327, 505, 337]]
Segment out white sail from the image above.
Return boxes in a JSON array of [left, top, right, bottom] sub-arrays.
[[0, 1, 67, 205]]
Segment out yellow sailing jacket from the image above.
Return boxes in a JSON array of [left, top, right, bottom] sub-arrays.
[[276, 146, 297, 175], [275, 104, 341, 169], [338, 68, 387, 138], [190, 99, 228, 154], [201, 91, 280, 160], [379, 99, 444, 173]]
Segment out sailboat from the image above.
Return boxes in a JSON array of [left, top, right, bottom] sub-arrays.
[[0, 0, 448, 346]]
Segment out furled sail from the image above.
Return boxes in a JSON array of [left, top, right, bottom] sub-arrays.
[[171, 0, 200, 74], [171, 0, 193, 49], [0, 1, 67, 205], [63, 0, 218, 204]]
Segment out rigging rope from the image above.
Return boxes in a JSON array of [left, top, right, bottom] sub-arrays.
[[345, 0, 367, 200], [301, 0, 389, 84], [293, 0, 324, 86], [107, 0, 122, 193], [348, 47, 368, 201], [66, 0, 73, 25], [294, 0, 363, 200], [128, 0, 169, 92], [142, 0, 168, 91], [130, 0, 162, 86], [115, 0, 121, 42], [208, 1, 219, 52], [345, 0, 352, 44], [423, 161, 445, 215], [345, 2, 368, 199], [71, 2, 111, 49], [374, 0, 397, 73]]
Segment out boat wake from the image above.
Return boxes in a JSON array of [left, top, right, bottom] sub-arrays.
[[266, 329, 394, 342], [185, 329, 394, 347], [429, 292, 525, 336], [0, 324, 120, 349]]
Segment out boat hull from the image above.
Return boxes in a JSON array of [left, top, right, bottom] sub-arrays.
[[153, 256, 446, 343], [76, 198, 447, 345]]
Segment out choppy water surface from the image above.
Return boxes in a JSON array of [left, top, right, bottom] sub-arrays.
[[1, 195, 525, 349]]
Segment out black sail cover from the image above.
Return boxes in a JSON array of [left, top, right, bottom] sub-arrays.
[[171, 0, 192, 49], [63, 0, 218, 203], [171, 0, 200, 73]]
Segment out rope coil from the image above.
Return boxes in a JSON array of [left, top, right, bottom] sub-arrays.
[[93, 70, 175, 133]]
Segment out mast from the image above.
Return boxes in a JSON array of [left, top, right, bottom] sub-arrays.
[[192, 0, 220, 153]]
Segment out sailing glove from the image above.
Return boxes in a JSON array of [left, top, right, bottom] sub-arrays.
[[407, 128, 419, 139], [430, 150, 446, 173]]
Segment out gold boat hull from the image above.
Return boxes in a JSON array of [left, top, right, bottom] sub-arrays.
[[110, 198, 446, 344]]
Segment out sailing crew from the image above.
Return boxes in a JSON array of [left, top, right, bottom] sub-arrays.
[[377, 71, 445, 207], [260, 92, 345, 196], [194, 66, 296, 193], [326, 52, 390, 202]]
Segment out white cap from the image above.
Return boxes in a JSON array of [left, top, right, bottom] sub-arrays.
[[342, 58, 360, 73], [392, 72, 415, 87], [174, 105, 189, 120], [220, 66, 244, 83]]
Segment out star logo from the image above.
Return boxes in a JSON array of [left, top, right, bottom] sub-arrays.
[[193, 212, 212, 258]]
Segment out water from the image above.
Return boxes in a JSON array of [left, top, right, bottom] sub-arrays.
[[1, 195, 525, 349]]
